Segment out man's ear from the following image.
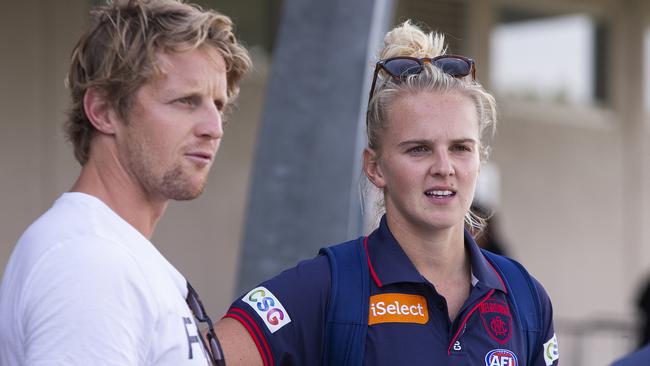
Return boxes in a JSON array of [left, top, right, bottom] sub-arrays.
[[363, 148, 386, 189], [83, 88, 118, 134]]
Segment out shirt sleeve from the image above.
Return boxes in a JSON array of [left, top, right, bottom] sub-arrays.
[[224, 254, 331, 366], [20, 236, 157, 366], [530, 276, 560, 366]]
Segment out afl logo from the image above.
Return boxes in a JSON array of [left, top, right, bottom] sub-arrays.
[[485, 349, 518, 366]]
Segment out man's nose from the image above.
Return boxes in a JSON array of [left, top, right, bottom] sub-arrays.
[[195, 103, 223, 139]]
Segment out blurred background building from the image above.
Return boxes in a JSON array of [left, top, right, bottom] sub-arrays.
[[1, 0, 649, 364]]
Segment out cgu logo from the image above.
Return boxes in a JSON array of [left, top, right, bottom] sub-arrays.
[[243, 286, 291, 333], [485, 349, 518, 366]]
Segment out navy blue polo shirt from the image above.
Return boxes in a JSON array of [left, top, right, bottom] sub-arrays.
[[225, 217, 559, 366]]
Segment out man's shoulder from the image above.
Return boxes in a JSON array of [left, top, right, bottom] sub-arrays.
[[3, 193, 149, 302], [5, 229, 148, 298], [12, 197, 105, 265], [18, 193, 99, 243], [14, 192, 147, 268]]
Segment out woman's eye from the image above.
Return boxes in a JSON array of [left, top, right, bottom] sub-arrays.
[[451, 144, 471, 152]]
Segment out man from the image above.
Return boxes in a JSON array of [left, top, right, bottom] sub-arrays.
[[0, 1, 251, 365]]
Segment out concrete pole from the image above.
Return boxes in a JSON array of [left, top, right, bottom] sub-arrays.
[[612, 0, 648, 289], [236, 0, 394, 293]]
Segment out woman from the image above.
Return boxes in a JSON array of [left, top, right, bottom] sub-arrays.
[[216, 21, 558, 366]]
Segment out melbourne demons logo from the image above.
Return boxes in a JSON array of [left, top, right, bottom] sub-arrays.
[[479, 299, 513, 344]]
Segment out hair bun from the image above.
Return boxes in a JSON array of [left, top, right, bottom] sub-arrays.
[[379, 20, 446, 60]]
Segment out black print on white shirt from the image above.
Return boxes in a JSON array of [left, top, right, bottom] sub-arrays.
[[183, 316, 203, 360]]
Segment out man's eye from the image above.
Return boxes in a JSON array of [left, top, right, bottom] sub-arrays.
[[177, 97, 196, 105], [408, 146, 428, 154]]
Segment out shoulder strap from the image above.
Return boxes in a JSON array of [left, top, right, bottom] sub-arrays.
[[319, 237, 369, 366], [481, 249, 543, 365]]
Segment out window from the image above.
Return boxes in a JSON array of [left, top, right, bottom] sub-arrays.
[[490, 12, 600, 106]]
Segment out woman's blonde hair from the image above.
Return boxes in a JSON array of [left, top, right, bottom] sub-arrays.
[[65, 0, 252, 165], [365, 20, 497, 231]]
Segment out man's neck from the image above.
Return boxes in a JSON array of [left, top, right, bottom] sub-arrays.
[[70, 153, 167, 239]]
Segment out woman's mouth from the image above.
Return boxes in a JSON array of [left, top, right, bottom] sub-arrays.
[[425, 190, 455, 197]]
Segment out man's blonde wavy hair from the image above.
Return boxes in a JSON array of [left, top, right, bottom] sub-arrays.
[[65, 0, 252, 165]]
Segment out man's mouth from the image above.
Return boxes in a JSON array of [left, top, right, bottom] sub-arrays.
[[185, 151, 213, 164]]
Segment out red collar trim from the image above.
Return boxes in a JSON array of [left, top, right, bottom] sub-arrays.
[[363, 236, 383, 287]]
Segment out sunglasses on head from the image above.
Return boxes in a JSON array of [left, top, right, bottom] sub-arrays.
[[186, 282, 226, 366], [368, 55, 476, 103]]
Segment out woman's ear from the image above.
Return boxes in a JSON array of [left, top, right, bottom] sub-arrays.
[[83, 87, 118, 135], [363, 148, 386, 189]]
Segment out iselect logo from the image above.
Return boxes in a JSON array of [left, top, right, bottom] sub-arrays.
[[368, 293, 429, 325]]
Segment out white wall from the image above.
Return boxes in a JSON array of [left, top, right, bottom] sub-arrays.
[[0, 1, 85, 271], [495, 104, 629, 320]]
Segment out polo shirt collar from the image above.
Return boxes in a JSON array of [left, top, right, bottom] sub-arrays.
[[464, 227, 507, 292], [365, 215, 506, 293]]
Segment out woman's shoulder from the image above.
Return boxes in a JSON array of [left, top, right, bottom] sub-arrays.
[[236, 252, 333, 316], [269, 254, 332, 293], [262, 237, 366, 296]]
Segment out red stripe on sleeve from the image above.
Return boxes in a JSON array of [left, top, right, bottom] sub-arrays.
[[225, 307, 275, 366]]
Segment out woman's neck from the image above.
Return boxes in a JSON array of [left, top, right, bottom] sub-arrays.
[[385, 214, 472, 321], [386, 214, 470, 290]]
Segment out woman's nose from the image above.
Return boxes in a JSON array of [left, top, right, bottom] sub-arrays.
[[429, 150, 454, 176]]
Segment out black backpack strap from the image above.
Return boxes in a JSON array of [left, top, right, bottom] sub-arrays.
[[482, 249, 543, 365], [319, 237, 369, 366]]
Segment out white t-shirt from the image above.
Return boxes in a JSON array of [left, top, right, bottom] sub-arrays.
[[0, 192, 210, 366]]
